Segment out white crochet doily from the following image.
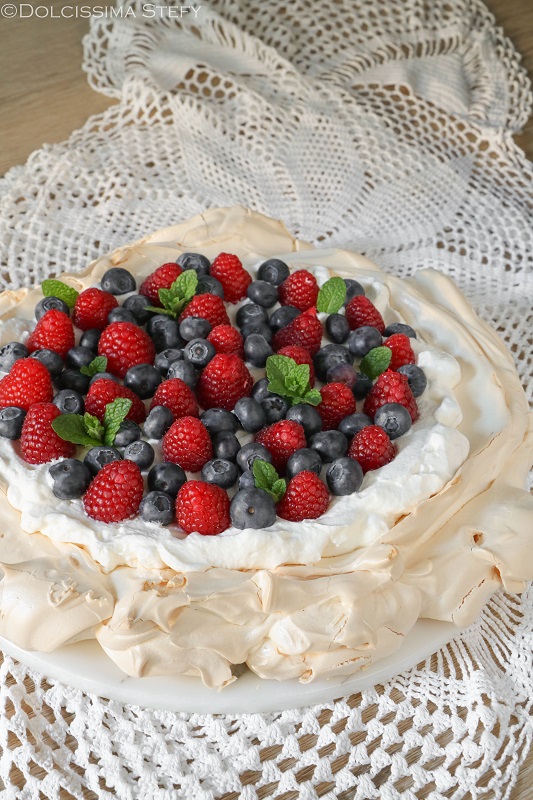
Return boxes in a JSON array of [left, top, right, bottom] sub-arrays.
[[0, 1, 532, 798]]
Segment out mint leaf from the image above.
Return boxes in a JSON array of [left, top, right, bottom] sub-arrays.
[[156, 270, 199, 319], [271, 479, 287, 502], [41, 279, 79, 309], [103, 398, 133, 446], [145, 306, 175, 316], [316, 277, 346, 314], [252, 460, 286, 502], [266, 355, 317, 406], [360, 346, 392, 380], [84, 413, 105, 442], [303, 388, 322, 406], [80, 356, 108, 377], [177, 269, 198, 301], [51, 415, 102, 447]]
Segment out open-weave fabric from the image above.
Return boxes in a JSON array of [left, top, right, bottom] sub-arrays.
[[0, 1, 532, 798]]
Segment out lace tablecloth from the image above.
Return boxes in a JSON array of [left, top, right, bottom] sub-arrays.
[[0, 1, 532, 798]]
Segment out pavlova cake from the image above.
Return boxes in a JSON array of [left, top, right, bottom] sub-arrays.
[[0, 207, 531, 689]]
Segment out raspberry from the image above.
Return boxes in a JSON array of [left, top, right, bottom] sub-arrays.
[[150, 378, 198, 419], [383, 333, 416, 371], [139, 263, 183, 306], [176, 480, 230, 535], [73, 288, 119, 331], [363, 369, 419, 422], [179, 294, 230, 328], [278, 270, 319, 312], [345, 295, 385, 333], [348, 425, 396, 473], [255, 419, 307, 473], [197, 353, 253, 411], [98, 321, 156, 378], [273, 308, 323, 356], [85, 379, 146, 424], [83, 460, 144, 523], [20, 403, 75, 465], [277, 345, 316, 386], [276, 471, 329, 522], [0, 358, 53, 411], [207, 324, 244, 358], [317, 382, 356, 430], [27, 310, 75, 359], [210, 253, 251, 303], [162, 416, 213, 472]]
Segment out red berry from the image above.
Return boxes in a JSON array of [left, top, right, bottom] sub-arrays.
[[83, 460, 144, 523], [348, 425, 396, 473], [363, 369, 419, 422], [179, 294, 230, 328], [27, 310, 75, 359], [73, 288, 119, 331], [207, 324, 244, 358], [345, 295, 385, 333], [197, 353, 253, 411], [273, 308, 323, 355], [277, 345, 316, 386], [176, 480, 230, 535], [210, 253, 251, 303], [97, 321, 155, 378], [0, 358, 53, 411], [383, 333, 416, 371], [255, 419, 307, 473], [162, 416, 212, 472], [139, 263, 183, 306], [150, 378, 198, 419], [317, 382, 356, 430], [20, 403, 75, 465], [85, 379, 146, 424], [278, 270, 319, 312], [276, 471, 329, 521]]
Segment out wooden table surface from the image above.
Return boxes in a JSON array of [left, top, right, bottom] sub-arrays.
[[0, 2, 532, 799]]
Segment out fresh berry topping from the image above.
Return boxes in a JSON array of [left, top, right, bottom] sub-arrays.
[[207, 324, 244, 358], [167, 359, 198, 389], [244, 333, 273, 367], [0, 358, 53, 411], [236, 441, 272, 472], [374, 402, 412, 440], [348, 425, 396, 473], [230, 488, 277, 529], [124, 440, 155, 470], [196, 275, 224, 298], [261, 394, 289, 425], [108, 307, 136, 325], [143, 405, 174, 439], [325, 313, 350, 344], [210, 253, 251, 304], [183, 338, 216, 369], [247, 280, 279, 308], [150, 378, 199, 419], [347, 326, 382, 358], [383, 333, 416, 371], [236, 303, 269, 329], [30, 348, 64, 378], [139, 263, 183, 306], [383, 322, 416, 338], [20, 402, 75, 464], [257, 258, 290, 286], [83, 460, 144, 522], [326, 457, 363, 495], [49, 458, 92, 499], [148, 462, 187, 496], [97, 322, 156, 379], [124, 364, 161, 399], [85, 379, 146, 424], [269, 305, 300, 332], [273, 307, 322, 355], [73, 288, 119, 331], [56, 369, 91, 394], [309, 430, 348, 462], [345, 295, 385, 333], [149, 317, 183, 353], [177, 252, 211, 276], [0, 407, 26, 440], [363, 369, 419, 422], [35, 296, 70, 321], [286, 447, 323, 480], [123, 294, 154, 325], [397, 364, 427, 397], [27, 310, 75, 360], [176, 480, 230, 535], [84, 446, 122, 476], [201, 458, 238, 489], [179, 317, 212, 342], [154, 348, 183, 378], [162, 416, 213, 472], [276, 471, 329, 521], [338, 412, 372, 438], [66, 346, 94, 370], [101, 267, 136, 296], [316, 382, 356, 431], [114, 420, 142, 447], [234, 397, 266, 433], [53, 389, 85, 415], [139, 491, 175, 525], [313, 344, 352, 382], [277, 345, 316, 386], [0, 342, 28, 372], [197, 353, 253, 411], [278, 269, 319, 312], [286, 403, 322, 438], [255, 419, 307, 473], [344, 279, 365, 304], [213, 431, 241, 461], [178, 293, 230, 328], [200, 407, 238, 435]]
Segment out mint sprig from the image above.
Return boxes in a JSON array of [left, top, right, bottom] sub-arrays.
[[41, 279, 79, 309], [103, 398, 132, 446], [145, 269, 198, 318], [359, 346, 392, 380], [252, 460, 286, 502], [316, 277, 346, 314], [52, 398, 133, 447], [266, 355, 321, 406], [80, 356, 108, 377]]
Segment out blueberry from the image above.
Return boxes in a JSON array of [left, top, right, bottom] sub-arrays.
[[49, 459, 91, 499], [251, 378, 272, 403], [196, 275, 224, 298], [124, 363, 161, 399], [201, 408, 238, 435], [326, 314, 350, 344], [30, 349, 63, 378], [326, 363, 359, 389], [247, 280, 279, 308], [201, 458, 238, 489], [310, 431, 348, 462], [344, 279, 365, 305], [66, 346, 95, 371], [0, 407, 26, 439], [244, 334, 273, 367], [257, 258, 290, 286], [286, 403, 322, 438], [347, 326, 382, 357], [313, 344, 352, 382], [148, 317, 183, 352], [114, 420, 142, 447], [148, 462, 186, 497], [383, 322, 417, 339], [240, 322, 273, 344], [124, 440, 155, 470], [184, 338, 216, 369], [179, 317, 212, 342], [143, 406, 174, 439], [374, 403, 412, 440], [398, 364, 427, 397], [177, 252, 211, 276], [326, 457, 363, 495], [108, 307, 137, 325], [154, 348, 183, 377], [79, 329, 101, 352], [352, 372, 373, 400], [286, 448, 322, 480], [53, 389, 84, 415], [84, 446, 122, 475], [167, 359, 198, 388], [236, 442, 272, 472], [269, 305, 300, 333], [213, 431, 241, 461], [35, 296, 69, 320], [101, 267, 136, 295], [261, 394, 288, 424], [123, 294, 154, 325], [55, 369, 90, 394], [236, 303, 268, 329], [147, 313, 177, 339], [233, 397, 266, 433], [90, 371, 118, 386], [338, 412, 372, 439], [230, 488, 276, 529], [238, 469, 256, 490], [0, 342, 28, 372], [139, 491, 175, 525]]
